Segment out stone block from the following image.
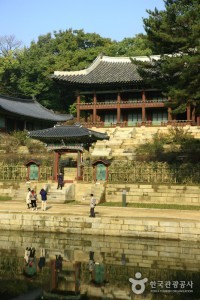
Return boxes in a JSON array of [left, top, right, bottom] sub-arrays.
[[124, 219, 143, 225], [110, 218, 124, 225], [159, 221, 179, 227], [182, 227, 200, 234], [128, 225, 147, 231]]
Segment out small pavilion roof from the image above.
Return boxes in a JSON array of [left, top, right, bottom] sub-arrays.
[[28, 124, 109, 143], [52, 55, 160, 86], [0, 94, 72, 122]]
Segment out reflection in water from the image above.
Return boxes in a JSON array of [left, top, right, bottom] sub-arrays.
[[0, 230, 199, 299]]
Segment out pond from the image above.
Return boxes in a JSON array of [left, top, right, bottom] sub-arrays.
[[0, 230, 200, 299]]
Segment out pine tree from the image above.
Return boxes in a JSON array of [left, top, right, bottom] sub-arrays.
[[139, 0, 200, 116]]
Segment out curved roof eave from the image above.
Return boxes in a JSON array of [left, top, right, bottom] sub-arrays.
[[0, 95, 73, 122], [52, 54, 160, 85], [28, 125, 109, 141]]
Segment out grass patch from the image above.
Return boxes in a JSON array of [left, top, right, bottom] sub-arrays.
[[0, 196, 12, 201], [99, 202, 200, 210]]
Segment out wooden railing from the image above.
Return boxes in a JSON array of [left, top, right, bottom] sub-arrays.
[[0, 164, 53, 181], [81, 120, 196, 128], [80, 99, 167, 106], [83, 164, 200, 184]]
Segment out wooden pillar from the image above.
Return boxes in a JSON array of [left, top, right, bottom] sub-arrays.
[[76, 95, 80, 122], [192, 107, 196, 123], [142, 91, 146, 123], [53, 152, 60, 181], [93, 93, 97, 123], [187, 104, 191, 121], [77, 151, 82, 180], [168, 107, 172, 121], [117, 92, 121, 123]]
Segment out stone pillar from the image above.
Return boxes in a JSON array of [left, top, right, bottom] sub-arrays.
[[76, 95, 80, 122], [117, 92, 121, 123]]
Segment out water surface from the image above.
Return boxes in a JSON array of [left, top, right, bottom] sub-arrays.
[[0, 230, 199, 299]]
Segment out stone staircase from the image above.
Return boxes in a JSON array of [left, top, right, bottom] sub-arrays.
[[10, 181, 106, 204], [13, 182, 75, 204], [90, 127, 138, 159], [75, 182, 105, 204], [90, 125, 200, 160], [46, 183, 75, 203]]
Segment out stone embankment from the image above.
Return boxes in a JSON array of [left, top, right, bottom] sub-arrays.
[[0, 202, 199, 242]]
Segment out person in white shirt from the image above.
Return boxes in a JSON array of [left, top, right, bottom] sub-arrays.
[[26, 188, 32, 209]]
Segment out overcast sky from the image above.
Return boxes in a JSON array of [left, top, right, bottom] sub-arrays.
[[0, 0, 165, 47]]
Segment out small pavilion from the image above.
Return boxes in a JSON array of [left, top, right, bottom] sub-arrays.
[[28, 124, 109, 181]]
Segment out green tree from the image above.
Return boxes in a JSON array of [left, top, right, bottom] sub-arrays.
[[0, 29, 154, 112], [138, 0, 200, 116], [0, 52, 21, 96], [111, 34, 152, 56]]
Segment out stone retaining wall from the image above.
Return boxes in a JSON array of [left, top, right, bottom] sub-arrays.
[[106, 184, 200, 205], [0, 212, 200, 241]]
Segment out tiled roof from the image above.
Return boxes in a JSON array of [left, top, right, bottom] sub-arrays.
[[52, 55, 160, 85], [28, 124, 109, 142], [0, 95, 73, 122]]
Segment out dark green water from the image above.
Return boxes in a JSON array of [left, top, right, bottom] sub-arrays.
[[0, 230, 199, 300]]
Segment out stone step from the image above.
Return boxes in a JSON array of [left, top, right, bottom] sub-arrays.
[[75, 183, 105, 203], [14, 183, 75, 204], [91, 148, 112, 157]]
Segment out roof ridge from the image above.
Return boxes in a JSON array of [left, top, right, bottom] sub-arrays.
[[53, 54, 161, 77], [54, 54, 103, 76]]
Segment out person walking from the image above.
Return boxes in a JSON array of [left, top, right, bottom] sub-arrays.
[[89, 194, 96, 217], [57, 172, 64, 190], [40, 188, 47, 211], [26, 188, 32, 209], [31, 189, 37, 211]]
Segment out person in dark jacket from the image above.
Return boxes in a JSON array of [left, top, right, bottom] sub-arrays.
[[57, 172, 64, 190], [40, 188, 47, 211]]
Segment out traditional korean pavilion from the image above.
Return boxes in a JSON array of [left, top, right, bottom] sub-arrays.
[[0, 94, 73, 132], [28, 124, 109, 181], [52, 55, 197, 127]]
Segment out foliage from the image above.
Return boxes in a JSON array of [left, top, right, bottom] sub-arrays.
[[0, 132, 46, 154], [0, 133, 20, 152], [99, 202, 200, 210], [0, 196, 12, 201], [137, 0, 200, 115], [135, 127, 200, 163], [25, 139, 46, 154], [0, 29, 152, 112], [11, 130, 28, 146], [0, 53, 21, 96]]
